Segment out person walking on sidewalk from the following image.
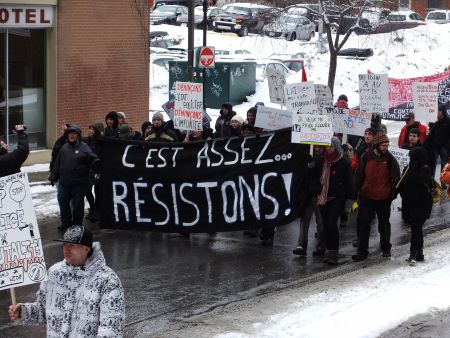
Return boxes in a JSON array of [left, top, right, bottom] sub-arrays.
[[317, 137, 353, 265], [8, 225, 125, 337], [352, 132, 400, 261], [397, 147, 433, 266], [48, 125, 100, 230]]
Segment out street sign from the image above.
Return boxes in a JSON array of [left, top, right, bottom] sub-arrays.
[[198, 46, 215, 68]]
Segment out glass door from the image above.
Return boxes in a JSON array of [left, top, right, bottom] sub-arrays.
[[0, 29, 5, 143]]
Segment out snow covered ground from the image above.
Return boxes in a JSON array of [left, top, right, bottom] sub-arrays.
[[150, 22, 449, 133]]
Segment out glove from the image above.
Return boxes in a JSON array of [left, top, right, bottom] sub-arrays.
[[351, 201, 359, 212]]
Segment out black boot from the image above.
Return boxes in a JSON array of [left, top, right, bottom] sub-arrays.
[[293, 246, 307, 256], [352, 252, 368, 262], [323, 250, 339, 265]]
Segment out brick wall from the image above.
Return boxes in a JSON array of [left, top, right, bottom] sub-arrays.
[[57, 0, 149, 136]]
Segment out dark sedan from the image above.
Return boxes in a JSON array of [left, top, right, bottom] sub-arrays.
[[150, 5, 188, 25]]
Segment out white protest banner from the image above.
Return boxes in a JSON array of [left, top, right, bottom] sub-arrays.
[[292, 113, 333, 145], [174, 81, 203, 131], [390, 147, 410, 172], [359, 73, 389, 114], [314, 84, 333, 108], [326, 108, 348, 134], [255, 106, 292, 130], [347, 109, 373, 137], [412, 82, 439, 123], [266, 68, 286, 105], [285, 82, 319, 115], [0, 172, 47, 291]]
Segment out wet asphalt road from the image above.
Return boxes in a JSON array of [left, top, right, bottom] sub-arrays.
[[1, 195, 449, 337]]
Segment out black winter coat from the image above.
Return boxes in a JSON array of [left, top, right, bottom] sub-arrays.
[[298, 155, 323, 217], [325, 158, 353, 200], [0, 132, 29, 177], [214, 108, 236, 138], [49, 135, 66, 171], [425, 115, 450, 150], [52, 140, 99, 185]]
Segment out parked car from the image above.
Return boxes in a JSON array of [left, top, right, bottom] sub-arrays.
[[151, 54, 185, 71], [326, 15, 374, 35], [375, 10, 426, 33], [212, 3, 273, 37], [264, 14, 315, 41], [256, 59, 293, 81], [215, 48, 257, 60], [154, 0, 202, 9], [176, 6, 225, 29], [280, 59, 305, 73], [150, 5, 188, 25], [338, 48, 374, 58], [287, 4, 321, 30], [150, 32, 183, 49], [426, 10, 450, 24]]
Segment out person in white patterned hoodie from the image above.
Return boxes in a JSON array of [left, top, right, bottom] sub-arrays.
[[9, 225, 125, 337]]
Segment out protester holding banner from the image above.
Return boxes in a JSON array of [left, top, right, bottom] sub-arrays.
[[352, 133, 400, 261], [245, 106, 264, 134], [317, 137, 353, 265], [103, 111, 120, 138], [423, 105, 450, 179], [293, 145, 326, 257], [8, 225, 125, 337], [230, 115, 244, 137], [401, 128, 422, 150], [214, 102, 236, 138], [145, 112, 178, 142], [0, 125, 29, 178], [397, 147, 433, 266], [141, 121, 152, 140], [117, 111, 127, 127], [49, 125, 100, 230], [398, 113, 427, 148]]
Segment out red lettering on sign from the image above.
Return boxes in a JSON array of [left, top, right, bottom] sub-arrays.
[[11, 8, 23, 23], [25, 9, 35, 23], [0, 8, 9, 23], [40, 9, 50, 24]]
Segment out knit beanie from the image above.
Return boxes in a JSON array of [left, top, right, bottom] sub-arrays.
[[373, 132, 389, 146], [117, 111, 127, 120], [364, 127, 376, 135], [152, 112, 164, 122], [231, 115, 244, 125], [118, 124, 131, 138], [330, 136, 343, 154]]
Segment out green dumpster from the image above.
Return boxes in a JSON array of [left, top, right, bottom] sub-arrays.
[[168, 60, 256, 109]]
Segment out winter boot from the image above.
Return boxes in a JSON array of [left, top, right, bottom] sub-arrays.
[[405, 257, 417, 266], [312, 247, 326, 256], [293, 246, 307, 256], [323, 250, 339, 265], [352, 252, 368, 262], [416, 249, 425, 262]]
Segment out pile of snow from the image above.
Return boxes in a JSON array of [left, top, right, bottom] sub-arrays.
[[150, 23, 449, 126]]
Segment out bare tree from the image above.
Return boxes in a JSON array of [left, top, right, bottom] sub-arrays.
[[288, 1, 390, 94]]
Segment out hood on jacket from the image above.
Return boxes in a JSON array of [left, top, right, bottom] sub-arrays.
[[409, 146, 428, 168], [220, 102, 233, 116], [105, 111, 119, 129], [438, 104, 449, 120], [89, 122, 104, 136]]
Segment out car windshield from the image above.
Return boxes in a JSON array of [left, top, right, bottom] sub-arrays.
[[288, 8, 307, 16], [427, 12, 446, 20], [388, 14, 407, 21], [154, 6, 177, 14], [226, 6, 251, 16], [279, 15, 299, 24]]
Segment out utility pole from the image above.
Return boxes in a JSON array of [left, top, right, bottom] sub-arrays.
[[187, 0, 195, 81], [202, 0, 208, 111]]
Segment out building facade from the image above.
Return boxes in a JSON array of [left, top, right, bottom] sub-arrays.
[[0, 0, 149, 159]]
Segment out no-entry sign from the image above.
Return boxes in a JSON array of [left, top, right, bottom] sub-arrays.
[[198, 46, 215, 68]]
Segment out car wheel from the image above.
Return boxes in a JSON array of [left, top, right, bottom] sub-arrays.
[[239, 26, 249, 37], [289, 32, 296, 41], [307, 32, 314, 41]]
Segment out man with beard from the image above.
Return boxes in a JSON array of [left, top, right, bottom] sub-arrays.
[[352, 132, 400, 261], [0, 125, 29, 177]]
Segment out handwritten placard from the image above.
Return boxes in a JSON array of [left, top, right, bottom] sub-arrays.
[[325, 108, 372, 137], [255, 106, 292, 130], [390, 147, 410, 172], [174, 81, 203, 131], [285, 82, 319, 115], [359, 73, 388, 114], [314, 84, 333, 108], [267, 68, 287, 105], [412, 82, 438, 123], [292, 114, 333, 145], [0, 172, 47, 291]]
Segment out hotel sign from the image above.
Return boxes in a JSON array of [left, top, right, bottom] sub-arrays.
[[0, 5, 54, 28]]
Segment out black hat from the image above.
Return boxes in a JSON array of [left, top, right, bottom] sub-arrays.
[[338, 94, 348, 102], [54, 225, 93, 248], [405, 112, 415, 120], [66, 124, 82, 136]]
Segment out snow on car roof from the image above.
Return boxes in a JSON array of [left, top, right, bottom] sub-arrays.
[[226, 3, 269, 9]]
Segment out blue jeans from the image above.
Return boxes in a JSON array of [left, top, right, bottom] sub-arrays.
[[57, 183, 89, 226]]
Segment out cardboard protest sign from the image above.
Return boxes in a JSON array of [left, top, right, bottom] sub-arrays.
[[0, 172, 47, 291], [390, 147, 410, 172], [359, 73, 388, 114], [267, 68, 286, 105], [255, 106, 292, 130], [383, 70, 450, 121], [314, 84, 333, 108], [162, 99, 211, 127], [292, 114, 333, 145], [325, 108, 372, 137], [174, 82, 203, 131], [285, 82, 319, 115], [412, 82, 438, 123]]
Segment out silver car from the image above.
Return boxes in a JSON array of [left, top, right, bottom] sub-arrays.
[[264, 14, 315, 41]]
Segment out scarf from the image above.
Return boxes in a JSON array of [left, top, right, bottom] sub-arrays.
[[317, 150, 342, 205]]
